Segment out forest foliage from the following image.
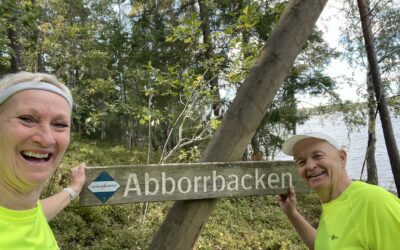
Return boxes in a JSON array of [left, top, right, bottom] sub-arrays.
[[0, 1, 398, 160], [0, 0, 342, 160]]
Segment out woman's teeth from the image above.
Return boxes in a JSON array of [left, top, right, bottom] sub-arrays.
[[21, 151, 50, 160]]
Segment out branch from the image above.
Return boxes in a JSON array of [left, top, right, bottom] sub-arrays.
[[159, 68, 212, 163]]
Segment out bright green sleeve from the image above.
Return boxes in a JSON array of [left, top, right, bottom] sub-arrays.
[[363, 188, 400, 249]]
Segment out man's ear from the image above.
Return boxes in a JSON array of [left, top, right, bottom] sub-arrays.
[[338, 149, 347, 167]]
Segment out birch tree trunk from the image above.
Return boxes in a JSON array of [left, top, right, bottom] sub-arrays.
[[357, 0, 400, 195], [366, 71, 378, 184], [149, 0, 329, 249]]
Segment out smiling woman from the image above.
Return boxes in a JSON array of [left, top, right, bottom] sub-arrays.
[[0, 72, 86, 250]]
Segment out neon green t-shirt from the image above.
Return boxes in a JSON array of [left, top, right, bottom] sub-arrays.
[[315, 181, 400, 249], [0, 201, 58, 250]]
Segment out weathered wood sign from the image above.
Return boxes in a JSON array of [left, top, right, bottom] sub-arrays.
[[79, 161, 311, 206]]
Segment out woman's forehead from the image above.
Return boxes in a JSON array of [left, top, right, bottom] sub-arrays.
[[1, 90, 71, 116]]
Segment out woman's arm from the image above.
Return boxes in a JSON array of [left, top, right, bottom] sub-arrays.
[[41, 163, 86, 221]]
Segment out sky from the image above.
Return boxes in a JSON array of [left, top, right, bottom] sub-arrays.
[[219, 0, 368, 108], [297, 0, 367, 108]]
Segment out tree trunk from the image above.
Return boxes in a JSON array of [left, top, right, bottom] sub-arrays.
[[31, 0, 45, 72], [366, 71, 378, 184], [149, 0, 329, 249], [250, 137, 264, 161], [357, 0, 400, 195], [198, 0, 222, 118], [7, 27, 24, 72], [35, 29, 45, 72]]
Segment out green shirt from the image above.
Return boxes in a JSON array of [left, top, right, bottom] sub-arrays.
[[315, 181, 400, 249], [0, 201, 58, 250]]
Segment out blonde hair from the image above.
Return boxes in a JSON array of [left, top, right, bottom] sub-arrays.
[[0, 71, 73, 107]]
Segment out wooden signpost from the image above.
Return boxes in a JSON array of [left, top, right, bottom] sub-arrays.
[[79, 161, 311, 206]]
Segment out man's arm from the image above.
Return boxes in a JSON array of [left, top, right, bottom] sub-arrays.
[[277, 187, 316, 250], [41, 163, 86, 221], [367, 189, 400, 249]]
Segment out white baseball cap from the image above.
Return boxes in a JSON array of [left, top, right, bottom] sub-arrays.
[[282, 132, 340, 156]]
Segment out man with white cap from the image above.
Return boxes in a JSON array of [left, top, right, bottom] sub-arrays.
[[278, 132, 400, 250]]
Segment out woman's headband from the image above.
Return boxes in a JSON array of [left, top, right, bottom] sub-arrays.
[[0, 81, 73, 109]]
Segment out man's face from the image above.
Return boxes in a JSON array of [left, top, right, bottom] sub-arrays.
[[293, 138, 347, 194], [0, 90, 71, 192]]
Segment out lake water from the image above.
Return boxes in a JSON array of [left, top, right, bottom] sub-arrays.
[[276, 112, 400, 192]]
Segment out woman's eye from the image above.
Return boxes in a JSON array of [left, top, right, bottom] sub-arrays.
[[53, 122, 69, 128], [18, 116, 35, 123]]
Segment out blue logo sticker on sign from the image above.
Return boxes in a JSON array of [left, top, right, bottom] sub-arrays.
[[88, 171, 121, 203]]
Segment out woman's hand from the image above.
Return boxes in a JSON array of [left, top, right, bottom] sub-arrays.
[[41, 163, 86, 221], [69, 163, 86, 194]]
